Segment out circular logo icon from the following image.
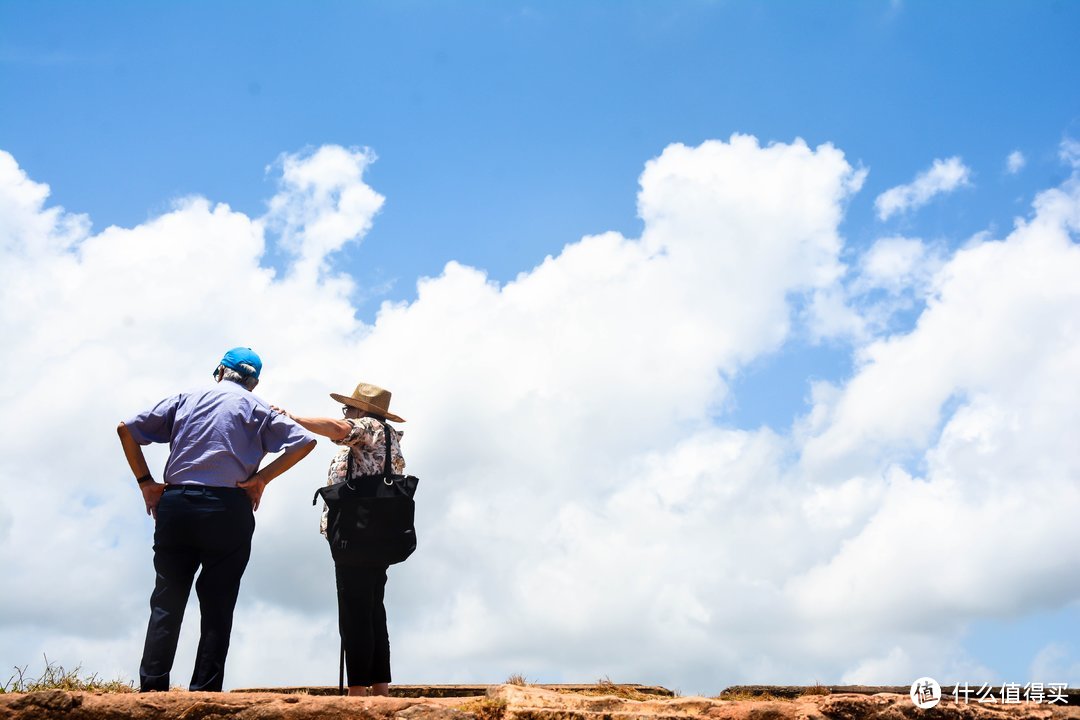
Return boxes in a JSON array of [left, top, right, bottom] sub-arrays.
[[910, 677, 942, 709]]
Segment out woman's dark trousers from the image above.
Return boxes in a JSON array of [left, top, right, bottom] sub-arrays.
[[140, 486, 255, 692], [335, 563, 391, 686]]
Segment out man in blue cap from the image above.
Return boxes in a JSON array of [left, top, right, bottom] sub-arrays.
[[117, 347, 317, 692]]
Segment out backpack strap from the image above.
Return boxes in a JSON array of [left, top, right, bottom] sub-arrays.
[[378, 419, 393, 483], [310, 421, 396, 504]]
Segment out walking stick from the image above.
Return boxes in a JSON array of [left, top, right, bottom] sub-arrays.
[[339, 638, 345, 695]]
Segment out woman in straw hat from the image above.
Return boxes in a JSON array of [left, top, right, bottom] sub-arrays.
[[274, 382, 406, 697]]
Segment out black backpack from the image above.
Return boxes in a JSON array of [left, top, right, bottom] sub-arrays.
[[312, 420, 419, 566]]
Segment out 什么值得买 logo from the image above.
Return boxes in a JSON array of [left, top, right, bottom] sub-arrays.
[[910, 677, 942, 709]]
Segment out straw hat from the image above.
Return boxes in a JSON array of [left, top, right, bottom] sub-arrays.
[[330, 382, 406, 423]]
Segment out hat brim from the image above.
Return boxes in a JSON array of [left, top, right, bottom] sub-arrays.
[[330, 393, 406, 423]]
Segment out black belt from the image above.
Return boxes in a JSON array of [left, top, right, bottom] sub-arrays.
[[163, 484, 244, 492]]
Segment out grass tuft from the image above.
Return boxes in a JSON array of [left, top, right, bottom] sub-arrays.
[[552, 678, 656, 701], [505, 673, 529, 686], [716, 690, 788, 701], [1, 656, 135, 694], [457, 696, 508, 720]]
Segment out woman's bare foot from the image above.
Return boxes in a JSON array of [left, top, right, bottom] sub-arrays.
[[347, 686, 369, 696], [370, 683, 390, 696]]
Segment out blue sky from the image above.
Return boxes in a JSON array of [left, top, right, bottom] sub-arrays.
[[5, 0, 1076, 428], [4, 1, 1076, 290], [2, 0, 1079, 694]]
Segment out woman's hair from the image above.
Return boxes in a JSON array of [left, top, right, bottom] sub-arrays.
[[215, 364, 259, 391]]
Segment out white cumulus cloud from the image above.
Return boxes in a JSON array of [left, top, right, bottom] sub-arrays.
[[875, 157, 972, 221], [1, 134, 1078, 695], [856, 236, 939, 295], [1029, 643, 1080, 687], [792, 170, 1080, 667], [1061, 138, 1080, 169], [1006, 150, 1026, 174]]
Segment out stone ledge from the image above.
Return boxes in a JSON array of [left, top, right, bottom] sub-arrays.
[[232, 684, 676, 698], [721, 684, 1080, 703], [1, 684, 1076, 720]]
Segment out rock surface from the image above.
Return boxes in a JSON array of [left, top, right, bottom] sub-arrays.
[[0, 689, 469, 720], [1, 684, 1076, 720], [491, 685, 1079, 720]]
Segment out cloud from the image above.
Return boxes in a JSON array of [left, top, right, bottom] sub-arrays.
[[875, 157, 972, 221], [0, 145, 377, 682], [856, 236, 939, 295], [1061, 138, 1080, 169], [1, 135, 1078, 694], [264, 145, 385, 282], [793, 170, 1080, 647], [804, 235, 946, 345], [1029, 643, 1080, 687], [1006, 150, 1026, 175]]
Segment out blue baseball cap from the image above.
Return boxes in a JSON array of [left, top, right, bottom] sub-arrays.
[[219, 347, 263, 379]]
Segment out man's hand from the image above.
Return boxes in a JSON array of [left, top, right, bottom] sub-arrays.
[[119, 421, 161, 518], [141, 482, 166, 519], [238, 473, 268, 511]]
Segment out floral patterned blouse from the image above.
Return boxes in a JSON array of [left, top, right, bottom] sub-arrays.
[[319, 417, 406, 536]]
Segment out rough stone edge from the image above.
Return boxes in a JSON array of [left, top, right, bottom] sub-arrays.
[[232, 684, 676, 698], [720, 685, 1080, 703]]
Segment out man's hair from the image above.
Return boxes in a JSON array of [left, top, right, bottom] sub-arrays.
[[215, 364, 259, 391]]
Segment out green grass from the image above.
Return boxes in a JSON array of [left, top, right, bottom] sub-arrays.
[[1, 657, 135, 694]]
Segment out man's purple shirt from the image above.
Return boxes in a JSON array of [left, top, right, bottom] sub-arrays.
[[125, 380, 315, 487]]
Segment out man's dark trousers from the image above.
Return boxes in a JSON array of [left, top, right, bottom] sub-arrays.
[[140, 486, 255, 692]]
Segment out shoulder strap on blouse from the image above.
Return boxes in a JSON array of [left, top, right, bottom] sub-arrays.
[[379, 419, 393, 477]]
